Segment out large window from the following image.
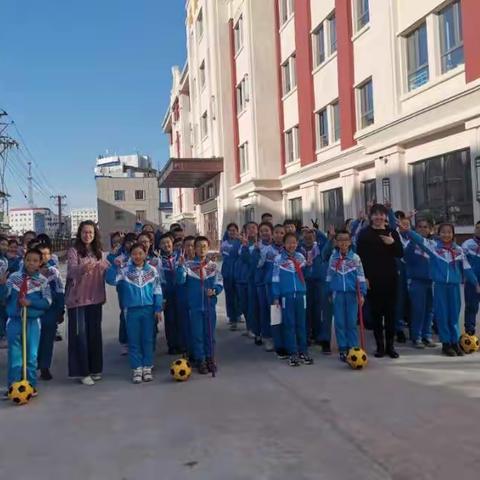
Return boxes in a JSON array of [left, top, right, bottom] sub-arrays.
[[285, 126, 299, 164], [362, 179, 377, 212], [280, 0, 294, 24], [323, 188, 344, 229], [114, 210, 125, 221], [358, 79, 374, 129], [239, 142, 249, 174], [114, 190, 125, 201], [313, 24, 325, 67], [236, 76, 249, 113], [234, 15, 244, 53], [412, 148, 473, 225], [356, 0, 370, 31], [135, 190, 145, 201], [312, 13, 336, 67], [439, 1, 464, 73], [316, 108, 329, 149], [289, 198, 303, 225], [329, 14, 337, 54], [406, 23, 429, 91], [244, 205, 255, 224], [200, 111, 208, 139], [282, 54, 296, 95], [332, 101, 341, 142], [199, 60, 206, 89]]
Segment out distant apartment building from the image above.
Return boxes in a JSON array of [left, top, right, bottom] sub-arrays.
[[9, 207, 58, 236], [95, 153, 172, 238], [162, 0, 480, 239], [70, 208, 98, 237]]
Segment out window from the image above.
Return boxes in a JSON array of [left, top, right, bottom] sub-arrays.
[[362, 179, 377, 212], [114, 210, 125, 221], [313, 24, 325, 67], [200, 111, 208, 139], [329, 14, 337, 54], [316, 108, 329, 149], [282, 54, 296, 95], [358, 79, 374, 128], [280, 0, 294, 24], [207, 183, 215, 199], [332, 101, 340, 142], [236, 76, 249, 113], [199, 60, 206, 89], [406, 23, 429, 91], [412, 148, 473, 225], [289, 198, 303, 225], [114, 190, 125, 201], [239, 142, 249, 174], [356, 0, 370, 31], [323, 188, 344, 229], [439, 1, 464, 73], [285, 126, 299, 164], [135, 190, 145, 201], [244, 205, 255, 224], [135, 210, 146, 222], [196, 8, 203, 39], [234, 15, 243, 53]]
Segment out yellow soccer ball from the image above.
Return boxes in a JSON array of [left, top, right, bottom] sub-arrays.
[[460, 334, 480, 354], [346, 347, 368, 370], [170, 358, 192, 382], [8, 380, 34, 406]]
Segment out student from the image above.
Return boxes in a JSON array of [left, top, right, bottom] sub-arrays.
[[171, 226, 185, 243], [107, 243, 163, 383], [326, 231, 367, 361], [36, 234, 59, 267], [37, 244, 65, 380], [7, 238, 22, 274], [5, 248, 52, 396], [272, 233, 313, 367], [261, 212, 273, 225], [461, 221, 480, 336], [183, 236, 196, 261], [357, 204, 403, 359], [137, 232, 156, 261], [400, 218, 435, 348], [221, 223, 241, 331], [19, 230, 36, 257], [407, 222, 480, 356], [0, 235, 9, 349], [283, 219, 297, 236], [177, 236, 223, 374]]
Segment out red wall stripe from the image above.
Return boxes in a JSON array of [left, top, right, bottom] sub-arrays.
[[461, 0, 480, 83], [274, 0, 286, 175], [335, 0, 357, 150], [228, 19, 241, 184], [294, 0, 316, 166]]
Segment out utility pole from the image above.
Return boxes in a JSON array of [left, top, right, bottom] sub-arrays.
[[51, 194, 67, 237], [0, 111, 18, 227], [27, 161, 34, 207]]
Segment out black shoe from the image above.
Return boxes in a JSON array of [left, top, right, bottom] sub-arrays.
[[387, 348, 400, 359], [55, 334, 63, 342], [442, 343, 456, 357], [254, 336, 263, 346], [299, 353, 314, 365], [40, 368, 52, 381], [167, 347, 176, 355], [374, 350, 385, 358], [339, 352, 347, 363], [276, 349, 289, 360], [197, 361, 209, 375], [289, 354, 301, 367], [396, 331, 407, 343], [466, 330, 475, 336], [422, 338, 437, 348], [206, 358, 217, 373], [321, 341, 332, 355], [452, 343, 464, 356]]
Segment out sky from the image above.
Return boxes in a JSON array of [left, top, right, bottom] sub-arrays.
[[0, 0, 187, 211]]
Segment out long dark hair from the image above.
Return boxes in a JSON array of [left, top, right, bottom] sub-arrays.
[[74, 220, 103, 260]]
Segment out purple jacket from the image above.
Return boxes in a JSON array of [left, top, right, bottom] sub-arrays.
[[65, 247, 109, 309]]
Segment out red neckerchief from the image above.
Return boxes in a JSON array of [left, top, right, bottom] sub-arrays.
[[19, 273, 28, 305], [289, 254, 305, 285], [335, 253, 347, 271], [440, 243, 456, 267]]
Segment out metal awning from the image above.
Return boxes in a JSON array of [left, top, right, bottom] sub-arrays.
[[158, 158, 223, 188]]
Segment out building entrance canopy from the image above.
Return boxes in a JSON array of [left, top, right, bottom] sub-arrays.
[[158, 158, 223, 188]]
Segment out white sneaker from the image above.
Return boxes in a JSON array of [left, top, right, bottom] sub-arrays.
[[91, 373, 102, 381], [0, 337, 7, 349], [80, 376, 95, 386], [142, 367, 153, 382], [132, 368, 143, 384], [247, 330, 255, 339], [264, 338, 275, 352]]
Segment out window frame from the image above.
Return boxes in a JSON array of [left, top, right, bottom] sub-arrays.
[[331, 100, 340, 143], [281, 54, 296, 96], [135, 190, 145, 201], [289, 197, 303, 225], [322, 187, 345, 229], [200, 111, 208, 139], [114, 210, 125, 221], [316, 107, 329, 149], [285, 126, 299, 164], [405, 22, 429, 91], [355, 0, 370, 31], [328, 13, 337, 55], [362, 179, 377, 212], [239, 142, 249, 174], [280, 0, 295, 25], [199, 60, 206, 90], [114, 190, 125, 202], [357, 78, 374, 129], [438, 1, 464, 74], [313, 23, 326, 67], [234, 15, 244, 54]]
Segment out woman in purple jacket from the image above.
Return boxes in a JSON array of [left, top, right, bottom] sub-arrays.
[[66, 221, 109, 385]]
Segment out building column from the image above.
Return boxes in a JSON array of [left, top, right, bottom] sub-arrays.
[[294, 0, 316, 167], [466, 116, 480, 224], [340, 169, 360, 219], [300, 181, 319, 226], [462, 0, 480, 83]]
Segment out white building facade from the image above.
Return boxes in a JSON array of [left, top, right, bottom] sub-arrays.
[[9, 207, 58, 236], [70, 208, 98, 237], [162, 0, 480, 237]]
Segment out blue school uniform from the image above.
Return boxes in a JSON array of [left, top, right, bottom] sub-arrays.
[[408, 231, 478, 344], [220, 237, 241, 324], [0, 255, 8, 339], [106, 261, 163, 369], [461, 237, 480, 334], [253, 241, 274, 340], [272, 251, 308, 356], [238, 242, 260, 336], [326, 250, 367, 352], [177, 258, 223, 362], [6, 270, 52, 387]]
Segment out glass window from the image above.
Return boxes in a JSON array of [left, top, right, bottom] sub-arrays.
[[412, 148, 473, 225], [135, 190, 145, 201], [114, 190, 125, 201], [200, 111, 208, 138], [356, 0, 369, 31], [114, 210, 125, 221], [362, 179, 377, 212], [323, 188, 344, 229], [234, 15, 243, 53], [406, 23, 429, 91], [329, 14, 337, 54], [244, 205, 255, 224], [282, 54, 296, 95], [358, 79, 374, 128], [285, 126, 299, 164], [280, 0, 294, 24], [313, 24, 325, 66], [332, 101, 340, 142], [439, 1, 464, 73], [239, 142, 249, 174], [289, 198, 303, 225], [196, 8, 203, 39], [199, 60, 206, 89], [236, 77, 248, 113], [316, 108, 329, 149]]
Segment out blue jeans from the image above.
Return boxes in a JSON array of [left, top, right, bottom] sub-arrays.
[[257, 284, 271, 339], [434, 283, 461, 344], [408, 279, 433, 342], [332, 291, 359, 352], [189, 303, 217, 362], [0, 305, 6, 338], [224, 277, 240, 323], [125, 306, 155, 369], [464, 282, 479, 335], [38, 310, 58, 369], [247, 281, 260, 336], [7, 316, 41, 387], [306, 280, 332, 342], [281, 293, 307, 355]]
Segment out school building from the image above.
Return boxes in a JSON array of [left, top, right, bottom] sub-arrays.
[[161, 0, 480, 241]]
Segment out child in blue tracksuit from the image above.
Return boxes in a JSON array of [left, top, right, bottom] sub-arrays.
[[400, 218, 435, 348], [5, 248, 52, 394], [326, 231, 367, 361], [272, 233, 313, 367], [407, 223, 480, 356], [221, 223, 241, 330], [177, 236, 223, 375], [0, 235, 9, 348], [461, 221, 480, 335], [37, 244, 65, 381], [106, 243, 163, 383]]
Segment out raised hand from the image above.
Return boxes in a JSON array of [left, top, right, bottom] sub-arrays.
[[379, 233, 395, 245], [311, 218, 319, 230], [327, 224, 336, 239]]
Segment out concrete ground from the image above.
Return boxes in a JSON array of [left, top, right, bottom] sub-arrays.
[[1, 285, 480, 480]]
